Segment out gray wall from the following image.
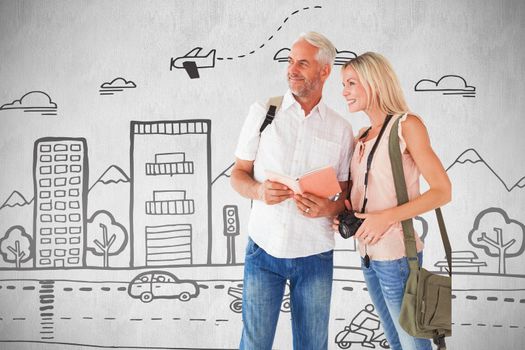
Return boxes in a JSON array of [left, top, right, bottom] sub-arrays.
[[0, 0, 524, 349]]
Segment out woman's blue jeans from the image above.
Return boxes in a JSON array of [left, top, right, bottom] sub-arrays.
[[240, 238, 333, 350], [361, 253, 432, 350]]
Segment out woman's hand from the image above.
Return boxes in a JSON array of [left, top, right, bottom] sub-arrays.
[[332, 199, 351, 230], [354, 210, 394, 245]]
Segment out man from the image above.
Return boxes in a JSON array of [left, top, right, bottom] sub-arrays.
[[231, 32, 353, 350]]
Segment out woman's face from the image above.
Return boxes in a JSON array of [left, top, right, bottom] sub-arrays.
[[341, 66, 369, 113]]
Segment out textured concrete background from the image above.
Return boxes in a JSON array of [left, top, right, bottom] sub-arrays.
[[0, 1, 524, 349]]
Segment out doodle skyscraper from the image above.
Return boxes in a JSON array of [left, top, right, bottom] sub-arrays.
[[33, 137, 88, 268]]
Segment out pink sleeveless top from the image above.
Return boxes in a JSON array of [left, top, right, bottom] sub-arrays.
[[350, 113, 424, 260]]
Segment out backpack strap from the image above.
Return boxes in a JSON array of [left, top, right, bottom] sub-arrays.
[[259, 96, 284, 133]]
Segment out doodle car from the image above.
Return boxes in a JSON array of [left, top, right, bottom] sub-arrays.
[[128, 270, 199, 303]]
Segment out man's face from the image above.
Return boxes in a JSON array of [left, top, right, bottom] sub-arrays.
[[287, 40, 329, 98]]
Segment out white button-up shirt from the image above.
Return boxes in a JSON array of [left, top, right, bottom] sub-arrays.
[[235, 90, 353, 258]]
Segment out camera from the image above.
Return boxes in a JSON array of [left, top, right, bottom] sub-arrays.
[[338, 210, 364, 239]]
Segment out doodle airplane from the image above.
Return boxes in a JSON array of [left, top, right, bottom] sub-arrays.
[[170, 47, 216, 79]]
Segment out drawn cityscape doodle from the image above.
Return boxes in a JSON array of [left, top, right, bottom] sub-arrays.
[[0, 190, 32, 210], [130, 120, 212, 267], [0, 91, 58, 116], [170, 5, 323, 79], [446, 148, 525, 192], [334, 304, 390, 349], [223, 205, 240, 264], [414, 75, 476, 97], [98, 77, 137, 96], [170, 48, 217, 79], [127, 270, 200, 303], [226, 283, 291, 314], [1, 1, 524, 349], [88, 165, 129, 192], [0, 225, 33, 268], [211, 162, 234, 185], [468, 207, 525, 275], [273, 48, 357, 65], [32, 137, 89, 269], [434, 250, 487, 273], [86, 210, 128, 268]]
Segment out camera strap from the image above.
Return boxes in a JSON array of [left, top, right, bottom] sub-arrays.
[[359, 114, 393, 213]]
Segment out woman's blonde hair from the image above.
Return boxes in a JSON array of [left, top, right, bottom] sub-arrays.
[[342, 52, 409, 115]]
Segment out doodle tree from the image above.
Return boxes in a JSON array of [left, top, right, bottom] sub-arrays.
[[87, 210, 128, 268], [0, 225, 33, 268], [468, 207, 525, 274]]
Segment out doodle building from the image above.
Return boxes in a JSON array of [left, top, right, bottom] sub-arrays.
[[33, 137, 89, 268], [130, 120, 212, 267]]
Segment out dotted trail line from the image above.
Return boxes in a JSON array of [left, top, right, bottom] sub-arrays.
[[216, 6, 322, 61]]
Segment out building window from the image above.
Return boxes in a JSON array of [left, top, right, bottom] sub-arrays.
[[69, 237, 80, 244], [55, 238, 67, 244], [40, 202, 52, 211], [55, 201, 66, 210], [54, 215, 67, 223], [40, 166, 52, 174], [70, 165, 81, 173], [54, 177, 67, 186], [40, 259, 51, 265], [69, 248, 80, 255], [67, 257, 80, 264], [54, 227, 67, 234], [69, 201, 80, 209], [54, 144, 68, 152], [55, 165, 68, 174], [40, 214, 52, 222], [41, 250, 51, 257], [70, 227, 81, 234], [70, 176, 81, 185], [54, 249, 66, 257], [69, 213, 81, 222], [39, 178, 51, 187]]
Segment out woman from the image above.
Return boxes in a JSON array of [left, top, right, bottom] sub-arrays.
[[336, 52, 451, 350]]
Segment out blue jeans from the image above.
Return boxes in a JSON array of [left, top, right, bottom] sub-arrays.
[[361, 253, 432, 350], [240, 238, 333, 350]]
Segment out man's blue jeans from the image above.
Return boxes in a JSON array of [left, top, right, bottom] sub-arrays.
[[240, 238, 333, 350], [361, 253, 432, 350]]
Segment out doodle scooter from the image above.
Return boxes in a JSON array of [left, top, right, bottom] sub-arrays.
[[335, 304, 389, 349]]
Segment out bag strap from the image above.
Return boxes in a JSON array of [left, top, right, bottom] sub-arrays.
[[259, 96, 283, 133], [388, 115, 452, 276]]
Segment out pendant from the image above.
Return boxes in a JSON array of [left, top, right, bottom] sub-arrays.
[[364, 253, 370, 268]]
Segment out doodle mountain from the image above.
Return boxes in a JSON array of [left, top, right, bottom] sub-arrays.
[[0, 190, 30, 210], [89, 165, 130, 190], [447, 148, 524, 192]]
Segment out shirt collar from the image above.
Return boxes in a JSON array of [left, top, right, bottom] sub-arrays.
[[281, 89, 327, 120]]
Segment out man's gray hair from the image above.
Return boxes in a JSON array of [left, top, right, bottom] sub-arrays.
[[296, 32, 337, 66]]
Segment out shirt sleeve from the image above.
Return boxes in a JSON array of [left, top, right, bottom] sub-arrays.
[[336, 121, 354, 182], [234, 102, 267, 161]]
